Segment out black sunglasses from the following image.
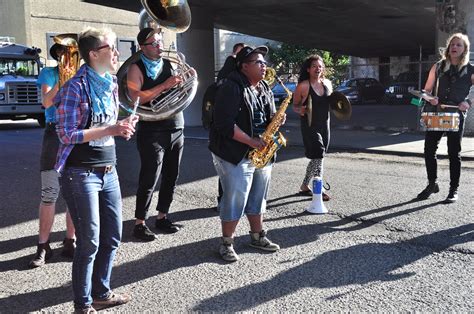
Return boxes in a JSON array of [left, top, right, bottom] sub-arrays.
[[95, 44, 116, 52]]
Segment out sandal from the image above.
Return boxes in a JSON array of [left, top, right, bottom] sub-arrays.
[[297, 190, 312, 196]]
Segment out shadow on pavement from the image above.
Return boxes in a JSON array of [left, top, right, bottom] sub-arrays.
[[2, 208, 471, 312], [192, 223, 474, 312]]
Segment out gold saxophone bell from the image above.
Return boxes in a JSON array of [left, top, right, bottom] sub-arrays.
[[264, 67, 277, 87], [249, 70, 292, 168], [53, 33, 80, 87]]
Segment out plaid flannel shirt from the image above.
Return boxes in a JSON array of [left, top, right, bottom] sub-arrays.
[[54, 64, 119, 172]]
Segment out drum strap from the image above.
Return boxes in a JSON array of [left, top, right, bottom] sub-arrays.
[[434, 61, 444, 112]]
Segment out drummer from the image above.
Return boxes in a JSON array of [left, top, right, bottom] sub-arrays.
[[416, 33, 473, 203]]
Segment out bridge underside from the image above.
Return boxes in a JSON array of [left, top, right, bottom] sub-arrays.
[[83, 0, 436, 57]]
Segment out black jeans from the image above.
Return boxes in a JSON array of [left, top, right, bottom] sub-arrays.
[[135, 128, 184, 220], [424, 114, 465, 190]]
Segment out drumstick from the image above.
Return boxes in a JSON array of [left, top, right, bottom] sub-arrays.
[[130, 96, 140, 120], [440, 104, 458, 109]]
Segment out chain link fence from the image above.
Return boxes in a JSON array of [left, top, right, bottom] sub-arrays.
[[274, 60, 435, 106]]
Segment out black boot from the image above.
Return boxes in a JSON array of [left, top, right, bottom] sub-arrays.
[[61, 238, 76, 258], [416, 182, 439, 200], [28, 241, 53, 268], [444, 189, 458, 204]]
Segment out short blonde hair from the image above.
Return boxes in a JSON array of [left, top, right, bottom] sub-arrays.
[[441, 33, 471, 71], [78, 27, 116, 64]]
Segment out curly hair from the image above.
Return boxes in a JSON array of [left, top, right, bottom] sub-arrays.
[[298, 54, 325, 83]]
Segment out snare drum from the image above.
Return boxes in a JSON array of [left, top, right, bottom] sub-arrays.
[[420, 112, 460, 131]]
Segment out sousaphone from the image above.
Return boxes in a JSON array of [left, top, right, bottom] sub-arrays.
[[116, 0, 197, 121]]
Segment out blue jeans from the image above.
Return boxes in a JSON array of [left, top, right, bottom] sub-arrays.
[[59, 167, 122, 309], [211, 153, 272, 222]]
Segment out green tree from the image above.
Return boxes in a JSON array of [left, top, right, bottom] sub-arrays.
[[266, 42, 349, 85]]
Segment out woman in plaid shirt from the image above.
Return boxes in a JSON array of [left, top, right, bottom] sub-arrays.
[[55, 27, 137, 313]]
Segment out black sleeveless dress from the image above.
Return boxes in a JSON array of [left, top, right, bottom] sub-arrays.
[[300, 84, 330, 159]]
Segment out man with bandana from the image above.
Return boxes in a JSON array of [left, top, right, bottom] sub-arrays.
[[55, 27, 137, 312], [127, 27, 185, 241]]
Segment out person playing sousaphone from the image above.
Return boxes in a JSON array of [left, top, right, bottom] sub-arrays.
[[127, 27, 187, 241], [416, 33, 473, 203]]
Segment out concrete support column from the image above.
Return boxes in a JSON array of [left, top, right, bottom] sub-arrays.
[[435, 0, 474, 134], [177, 6, 215, 126]]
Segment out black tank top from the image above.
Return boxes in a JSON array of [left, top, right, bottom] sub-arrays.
[[437, 61, 474, 112], [302, 84, 330, 129], [135, 58, 184, 131], [66, 110, 116, 167]]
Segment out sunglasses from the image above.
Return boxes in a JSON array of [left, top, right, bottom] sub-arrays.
[[246, 59, 268, 67], [95, 44, 117, 52], [142, 40, 162, 48]]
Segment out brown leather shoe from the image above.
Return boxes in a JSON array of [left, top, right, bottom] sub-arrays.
[[322, 192, 330, 202], [92, 292, 131, 310]]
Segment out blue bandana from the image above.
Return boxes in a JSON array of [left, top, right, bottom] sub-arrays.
[[86, 65, 116, 119], [140, 53, 163, 80]]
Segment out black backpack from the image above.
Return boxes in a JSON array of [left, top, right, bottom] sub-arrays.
[[201, 82, 218, 129]]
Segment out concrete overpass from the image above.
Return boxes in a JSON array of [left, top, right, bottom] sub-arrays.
[[83, 0, 474, 134], [83, 0, 436, 57]]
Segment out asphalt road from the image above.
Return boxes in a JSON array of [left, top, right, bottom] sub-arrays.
[[0, 121, 473, 312]]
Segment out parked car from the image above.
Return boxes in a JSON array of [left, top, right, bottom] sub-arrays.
[[272, 81, 296, 105], [335, 78, 385, 104], [384, 71, 429, 105]]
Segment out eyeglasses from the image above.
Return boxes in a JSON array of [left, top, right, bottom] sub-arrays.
[[142, 40, 162, 48], [246, 59, 268, 67], [95, 44, 117, 52]]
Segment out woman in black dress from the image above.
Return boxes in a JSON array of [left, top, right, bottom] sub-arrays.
[[293, 55, 332, 201]]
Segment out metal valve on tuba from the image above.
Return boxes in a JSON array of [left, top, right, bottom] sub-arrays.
[[116, 0, 198, 121], [53, 33, 80, 88]]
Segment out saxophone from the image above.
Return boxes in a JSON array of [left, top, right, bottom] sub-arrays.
[[249, 68, 292, 168]]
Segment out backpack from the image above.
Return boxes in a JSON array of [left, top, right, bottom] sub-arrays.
[[202, 59, 238, 129], [201, 81, 218, 129]]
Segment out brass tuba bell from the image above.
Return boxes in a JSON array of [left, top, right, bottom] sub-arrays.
[[53, 33, 80, 87], [139, 0, 191, 33]]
